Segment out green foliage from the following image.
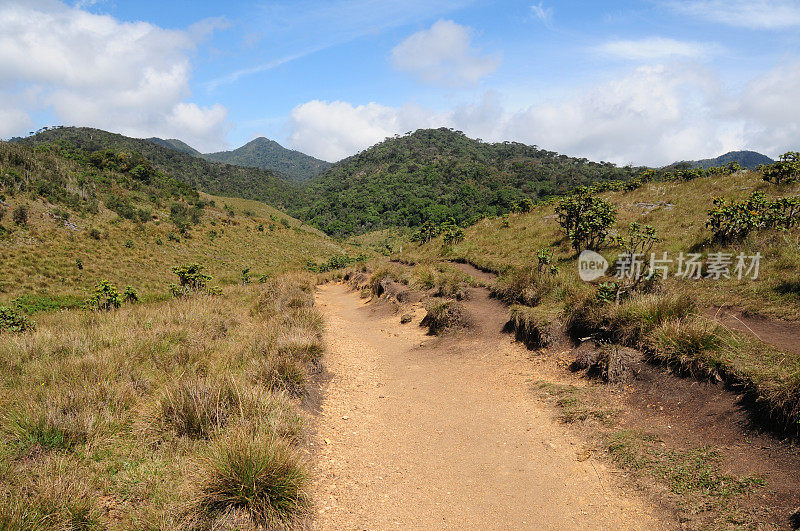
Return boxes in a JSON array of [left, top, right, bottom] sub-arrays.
[[122, 286, 139, 303], [0, 306, 35, 333], [536, 248, 559, 275], [298, 128, 640, 237], [442, 224, 465, 245], [707, 191, 800, 241], [241, 266, 252, 285], [555, 188, 617, 251], [171, 263, 217, 297], [11, 293, 84, 314], [761, 151, 800, 184], [15, 127, 296, 209], [169, 201, 203, 233], [87, 280, 122, 311]]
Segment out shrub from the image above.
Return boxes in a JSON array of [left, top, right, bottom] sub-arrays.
[[87, 280, 121, 310], [124, 239, 134, 248], [707, 191, 800, 241], [171, 263, 212, 296], [761, 152, 800, 184], [0, 306, 35, 333], [645, 317, 726, 374], [122, 286, 139, 303], [567, 291, 696, 345], [555, 188, 617, 251], [191, 428, 309, 528], [12, 204, 28, 226], [88, 227, 101, 240]]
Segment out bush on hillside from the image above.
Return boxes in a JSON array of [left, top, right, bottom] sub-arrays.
[[0, 306, 35, 333], [761, 152, 800, 184], [87, 280, 122, 311], [707, 191, 800, 241], [555, 188, 617, 251]]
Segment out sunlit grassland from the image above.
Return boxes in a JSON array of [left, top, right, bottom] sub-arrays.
[[0, 192, 345, 304], [0, 274, 322, 528]]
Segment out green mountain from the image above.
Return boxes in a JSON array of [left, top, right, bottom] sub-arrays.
[[15, 127, 297, 208], [671, 150, 773, 170], [146, 137, 201, 156], [293, 128, 643, 237], [204, 137, 332, 182]]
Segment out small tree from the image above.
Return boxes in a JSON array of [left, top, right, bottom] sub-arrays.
[[171, 263, 213, 297], [123, 286, 139, 303], [555, 188, 617, 251], [88, 280, 122, 310]]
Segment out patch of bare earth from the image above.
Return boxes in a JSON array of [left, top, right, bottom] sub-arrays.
[[311, 282, 671, 529]]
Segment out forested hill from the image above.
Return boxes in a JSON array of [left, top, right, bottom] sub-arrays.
[[670, 150, 773, 170], [15, 127, 298, 208], [292, 128, 642, 237], [204, 137, 332, 182]]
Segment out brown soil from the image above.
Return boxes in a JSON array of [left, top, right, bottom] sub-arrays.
[[706, 306, 800, 356], [311, 282, 672, 529]]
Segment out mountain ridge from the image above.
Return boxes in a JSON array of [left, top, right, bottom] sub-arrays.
[[669, 150, 773, 170], [203, 137, 332, 182]]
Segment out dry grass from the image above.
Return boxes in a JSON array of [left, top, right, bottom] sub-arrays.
[[421, 299, 471, 334], [0, 275, 322, 528]]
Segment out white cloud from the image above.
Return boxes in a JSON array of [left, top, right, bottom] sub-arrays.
[[288, 100, 443, 161], [390, 19, 500, 87], [596, 37, 722, 60], [668, 0, 800, 29], [288, 60, 800, 166], [0, 0, 229, 151], [530, 2, 553, 26]]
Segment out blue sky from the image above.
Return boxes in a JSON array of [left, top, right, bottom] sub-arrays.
[[2, 1, 800, 165]]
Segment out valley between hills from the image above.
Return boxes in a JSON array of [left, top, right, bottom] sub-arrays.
[[0, 126, 798, 529]]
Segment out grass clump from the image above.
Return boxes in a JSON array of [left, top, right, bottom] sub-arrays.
[[421, 298, 470, 334], [154, 376, 302, 441], [504, 304, 557, 349], [190, 427, 309, 529]]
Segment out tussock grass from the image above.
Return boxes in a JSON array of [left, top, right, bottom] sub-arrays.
[[190, 427, 309, 529], [421, 299, 471, 334], [0, 275, 322, 526], [504, 304, 558, 349]]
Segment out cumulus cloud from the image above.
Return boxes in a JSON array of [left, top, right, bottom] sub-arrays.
[[668, 0, 800, 29], [596, 37, 722, 60], [0, 0, 229, 151], [288, 100, 443, 161], [288, 59, 800, 166], [390, 19, 500, 87]]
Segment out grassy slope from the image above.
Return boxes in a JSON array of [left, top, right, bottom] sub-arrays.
[[0, 276, 322, 528], [403, 170, 800, 320], [0, 192, 344, 303]]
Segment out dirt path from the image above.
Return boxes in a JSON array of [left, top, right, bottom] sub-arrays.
[[311, 282, 673, 530]]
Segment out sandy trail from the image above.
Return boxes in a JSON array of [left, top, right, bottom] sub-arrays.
[[311, 282, 672, 530]]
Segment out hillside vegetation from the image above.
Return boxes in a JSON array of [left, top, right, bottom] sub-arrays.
[[396, 166, 800, 430], [0, 140, 346, 304], [205, 137, 331, 182], [672, 150, 773, 170], [295, 128, 642, 237], [15, 127, 298, 208]]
